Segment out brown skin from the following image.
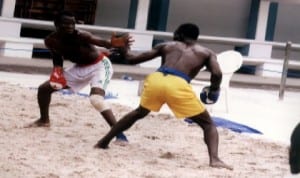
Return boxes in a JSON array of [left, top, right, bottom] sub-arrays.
[[27, 15, 120, 129], [95, 29, 232, 170], [290, 122, 300, 174]]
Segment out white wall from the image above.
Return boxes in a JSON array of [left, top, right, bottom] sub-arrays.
[[3, 0, 299, 59], [272, 3, 300, 59], [167, 0, 252, 38], [274, 3, 300, 43], [92, 0, 300, 47]]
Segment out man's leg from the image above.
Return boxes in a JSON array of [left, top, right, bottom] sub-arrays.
[[26, 81, 56, 127], [95, 106, 150, 149], [90, 87, 115, 124], [189, 110, 233, 170], [90, 87, 129, 141]]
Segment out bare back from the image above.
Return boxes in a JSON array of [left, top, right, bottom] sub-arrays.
[[157, 41, 220, 81], [126, 39, 221, 89]]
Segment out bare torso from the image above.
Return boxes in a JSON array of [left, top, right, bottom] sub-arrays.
[[45, 30, 100, 65]]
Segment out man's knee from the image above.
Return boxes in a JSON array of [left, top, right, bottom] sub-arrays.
[[190, 111, 214, 126], [90, 94, 110, 112], [38, 82, 55, 94], [134, 106, 150, 119]]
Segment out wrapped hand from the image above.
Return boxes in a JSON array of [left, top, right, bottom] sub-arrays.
[[200, 86, 220, 104], [110, 32, 133, 49]]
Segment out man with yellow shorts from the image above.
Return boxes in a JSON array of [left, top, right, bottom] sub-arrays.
[[95, 23, 232, 170], [140, 69, 205, 118]]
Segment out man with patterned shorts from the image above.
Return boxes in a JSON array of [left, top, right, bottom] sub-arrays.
[[27, 11, 130, 143]]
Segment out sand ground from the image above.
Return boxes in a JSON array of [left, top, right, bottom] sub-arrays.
[[0, 71, 299, 178]]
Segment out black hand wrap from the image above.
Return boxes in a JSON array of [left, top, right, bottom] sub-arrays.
[[108, 47, 128, 64]]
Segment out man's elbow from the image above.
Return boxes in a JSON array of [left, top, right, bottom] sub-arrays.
[[127, 60, 139, 65]]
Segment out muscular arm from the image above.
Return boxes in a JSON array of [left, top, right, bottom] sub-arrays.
[[44, 37, 64, 67], [125, 43, 164, 65], [51, 51, 64, 66], [205, 51, 222, 91], [79, 30, 112, 49]]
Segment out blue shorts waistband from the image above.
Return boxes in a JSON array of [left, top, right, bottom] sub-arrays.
[[157, 66, 191, 83]]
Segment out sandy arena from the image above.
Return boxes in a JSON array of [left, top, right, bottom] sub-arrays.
[[0, 71, 299, 178]]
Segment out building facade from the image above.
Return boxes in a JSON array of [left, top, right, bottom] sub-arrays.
[[0, 0, 300, 77]]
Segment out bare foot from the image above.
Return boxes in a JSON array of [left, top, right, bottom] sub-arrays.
[[24, 119, 50, 128], [94, 139, 109, 149], [210, 160, 233, 170]]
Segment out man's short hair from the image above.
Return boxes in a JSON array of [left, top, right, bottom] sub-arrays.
[[54, 11, 75, 27], [176, 23, 200, 40]]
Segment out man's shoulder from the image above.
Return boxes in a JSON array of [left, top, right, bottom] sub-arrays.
[[193, 43, 213, 53], [75, 29, 94, 42], [76, 29, 92, 37], [45, 32, 57, 41], [156, 41, 177, 48], [44, 32, 59, 48]]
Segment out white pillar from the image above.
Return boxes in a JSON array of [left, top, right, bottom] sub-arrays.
[[135, 0, 150, 30], [255, 1, 269, 41], [0, 14, 33, 58], [0, 21, 21, 37], [131, 0, 152, 51], [248, 1, 279, 77], [131, 0, 160, 68], [1, 0, 16, 17]]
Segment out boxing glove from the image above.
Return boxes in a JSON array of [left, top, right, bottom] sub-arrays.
[[200, 86, 220, 104], [49, 66, 67, 90], [110, 32, 130, 48]]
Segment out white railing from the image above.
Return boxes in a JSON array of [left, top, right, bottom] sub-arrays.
[[1, 16, 300, 49], [0, 16, 300, 99]]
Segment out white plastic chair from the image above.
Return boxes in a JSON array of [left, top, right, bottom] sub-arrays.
[[217, 50, 243, 113], [192, 50, 243, 113]]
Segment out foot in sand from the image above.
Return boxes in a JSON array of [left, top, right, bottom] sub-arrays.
[[94, 139, 109, 149], [114, 133, 129, 146], [210, 160, 233, 170], [114, 139, 129, 147], [94, 135, 129, 149], [24, 119, 50, 128], [116, 133, 128, 142]]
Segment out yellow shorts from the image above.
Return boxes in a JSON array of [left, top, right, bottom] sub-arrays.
[[140, 72, 205, 118]]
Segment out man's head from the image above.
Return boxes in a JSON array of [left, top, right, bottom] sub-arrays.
[[54, 11, 76, 34], [173, 23, 199, 41]]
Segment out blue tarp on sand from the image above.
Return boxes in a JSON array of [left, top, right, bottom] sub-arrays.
[[184, 117, 262, 134], [59, 89, 118, 99]]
